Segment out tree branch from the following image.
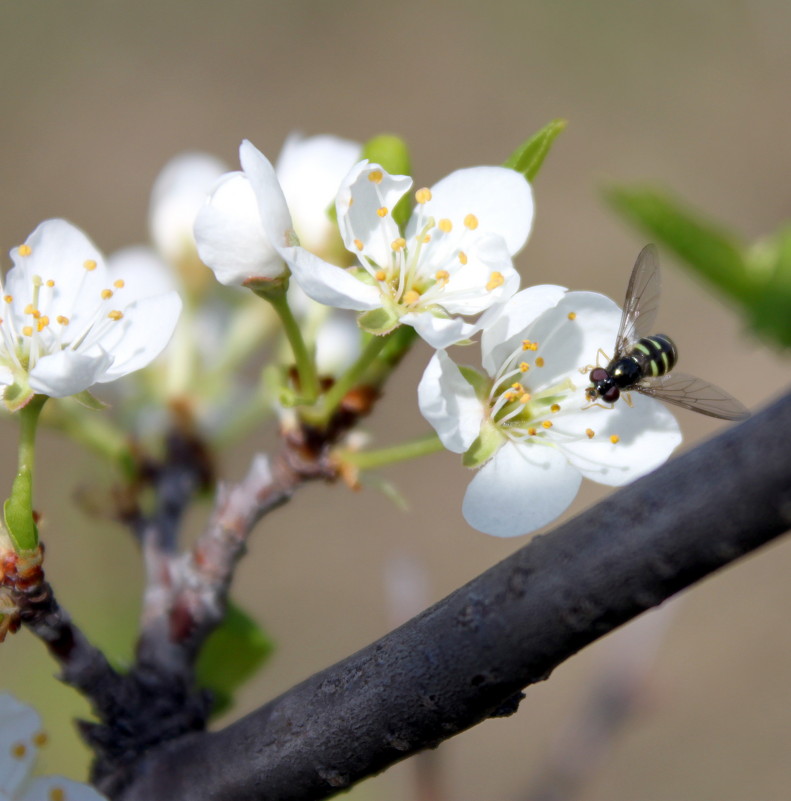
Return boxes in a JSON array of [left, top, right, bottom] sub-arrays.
[[118, 388, 791, 801]]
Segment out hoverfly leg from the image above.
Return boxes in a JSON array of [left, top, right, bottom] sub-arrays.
[[579, 348, 612, 375], [623, 392, 634, 408], [582, 400, 616, 412]]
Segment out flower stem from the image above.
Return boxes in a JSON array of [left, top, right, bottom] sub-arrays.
[[314, 333, 391, 423], [4, 394, 47, 552], [339, 432, 445, 471], [266, 290, 320, 403]]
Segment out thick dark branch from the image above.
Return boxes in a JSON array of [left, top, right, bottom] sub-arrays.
[[119, 389, 791, 801]]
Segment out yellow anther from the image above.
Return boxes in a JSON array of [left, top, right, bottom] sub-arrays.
[[567, 311, 577, 320], [11, 742, 26, 759], [36, 316, 49, 332], [504, 391, 517, 401], [46, 279, 55, 288], [24, 303, 35, 315], [33, 731, 48, 747], [458, 251, 468, 265], [522, 340, 539, 351], [422, 234, 432, 244], [486, 271, 504, 291], [3, 295, 12, 303], [101, 289, 113, 300], [438, 218, 453, 233], [402, 289, 421, 305], [511, 382, 522, 390], [610, 434, 620, 444], [391, 237, 406, 251], [18, 244, 32, 257], [113, 279, 125, 289], [535, 357, 545, 367], [368, 170, 383, 184], [527, 427, 537, 436], [32, 310, 41, 319], [377, 206, 388, 218], [374, 269, 387, 281], [463, 213, 479, 230], [353, 238, 364, 251], [435, 269, 450, 284], [519, 392, 531, 404], [415, 187, 432, 204], [107, 310, 124, 321], [542, 420, 553, 429], [83, 259, 97, 271], [550, 403, 560, 413], [519, 362, 530, 372], [56, 315, 69, 325], [22, 325, 33, 337], [49, 787, 65, 801], [586, 428, 595, 439]]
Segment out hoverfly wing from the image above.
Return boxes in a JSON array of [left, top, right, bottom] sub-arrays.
[[636, 372, 750, 421], [615, 244, 662, 355]]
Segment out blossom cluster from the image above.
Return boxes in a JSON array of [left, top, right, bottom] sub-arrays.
[[0, 133, 684, 540]]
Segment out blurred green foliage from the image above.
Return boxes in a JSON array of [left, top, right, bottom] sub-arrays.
[[607, 186, 791, 349]]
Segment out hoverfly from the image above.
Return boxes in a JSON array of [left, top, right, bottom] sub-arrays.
[[585, 244, 749, 421]]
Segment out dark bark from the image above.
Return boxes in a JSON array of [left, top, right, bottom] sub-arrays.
[[119, 389, 791, 801]]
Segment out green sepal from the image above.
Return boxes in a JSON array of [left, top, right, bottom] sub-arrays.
[[504, 119, 567, 182], [196, 600, 275, 718], [358, 306, 401, 336], [604, 185, 754, 305], [3, 381, 34, 414], [3, 468, 38, 552], [361, 134, 412, 227], [462, 422, 504, 469], [247, 272, 290, 300], [359, 471, 409, 511], [71, 389, 109, 411], [748, 226, 791, 348], [459, 366, 491, 402]]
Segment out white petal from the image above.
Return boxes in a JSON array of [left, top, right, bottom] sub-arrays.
[[28, 349, 114, 397], [557, 393, 682, 486], [107, 247, 178, 299], [148, 152, 228, 265], [462, 440, 582, 537], [0, 695, 41, 795], [284, 246, 380, 311], [0, 366, 13, 386], [402, 310, 479, 349], [314, 312, 362, 375], [95, 291, 183, 380], [194, 172, 284, 286], [409, 166, 533, 255], [276, 133, 361, 254], [7, 220, 109, 333], [239, 140, 296, 252], [417, 350, 483, 453], [481, 284, 567, 375], [336, 161, 412, 269], [21, 775, 109, 801]]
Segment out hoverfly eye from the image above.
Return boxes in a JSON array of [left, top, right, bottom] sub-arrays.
[[589, 367, 609, 383], [602, 385, 620, 403]]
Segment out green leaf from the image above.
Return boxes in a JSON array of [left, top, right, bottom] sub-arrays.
[[605, 185, 754, 305], [358, 306, 401, 336], [504, 119, 567, 182], [748, 226, 791, 348], [361, 134, 412, 227], [196, 601, 275, 718]]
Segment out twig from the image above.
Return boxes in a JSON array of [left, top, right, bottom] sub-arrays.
[[117, 388, 791, 801]]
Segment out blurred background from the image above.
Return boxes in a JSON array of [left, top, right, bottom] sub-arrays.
[[2, 1, 790, 799]]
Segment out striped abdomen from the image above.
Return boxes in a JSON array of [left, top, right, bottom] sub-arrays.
[[627, 334, 678, 379]]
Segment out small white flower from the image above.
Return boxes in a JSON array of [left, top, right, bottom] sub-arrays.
[[0, 219, 182, 407], [0, 693, 108, 800], [285, 158, 534, 348], [194, 135, 361, 287], [418, 285, 682, 537]]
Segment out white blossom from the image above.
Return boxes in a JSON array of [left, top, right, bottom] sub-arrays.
[[418, 285, 682, 536]]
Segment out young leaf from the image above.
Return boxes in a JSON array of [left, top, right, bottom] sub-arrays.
[[196, 601, 275, 717], [604, 185, 754, 305], [748, 226, 791, 348], [504, 119, 567, 182]]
